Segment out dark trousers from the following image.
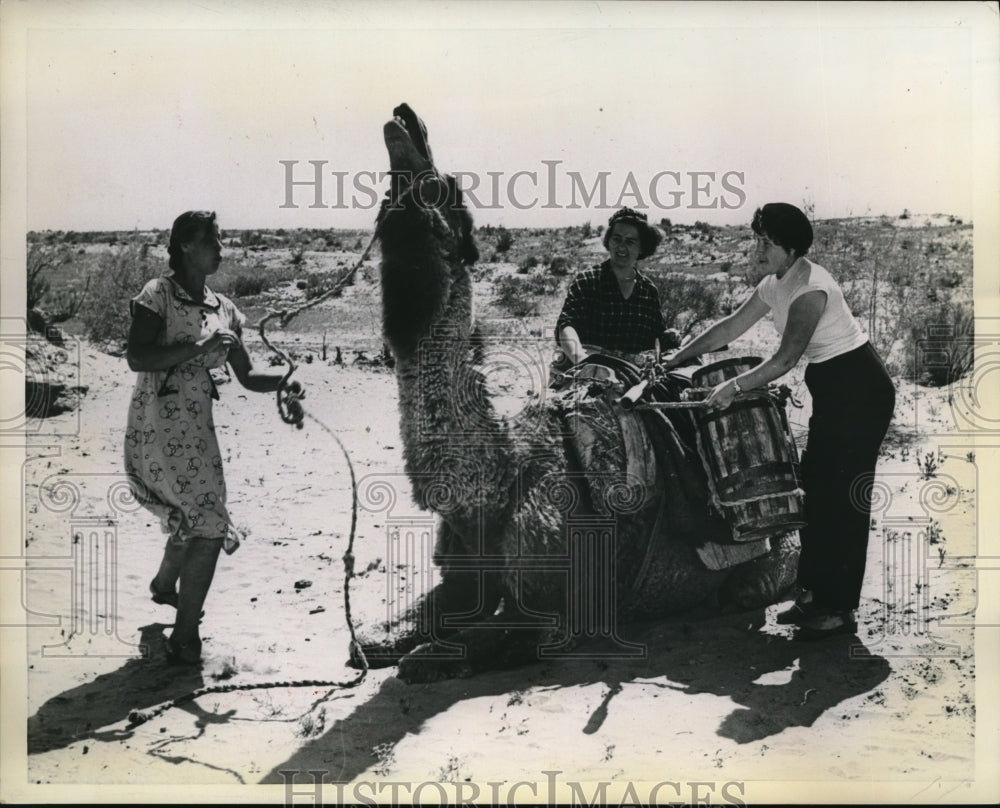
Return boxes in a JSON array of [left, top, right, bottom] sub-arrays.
[[798, 342, 895, 611]]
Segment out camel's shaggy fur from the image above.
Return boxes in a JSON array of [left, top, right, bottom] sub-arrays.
[[357, 104, 798, 683]]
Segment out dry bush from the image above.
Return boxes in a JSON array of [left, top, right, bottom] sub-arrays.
[[813, 220, 973, 384], [212, 260, 299, 298], [495, 227, 515, 254], [27, 244, 74, 311], [492, 272, 561, 317], [80, 240, 161, 347], [648, 272, 735, 338], [547, 255, 571, 276], [907, 301, 974, 386]]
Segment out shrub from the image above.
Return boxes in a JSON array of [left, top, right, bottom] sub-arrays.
[[213, 259, 298, 299], [936, 268, 964, 289], [548, 256, 571, 276], [232, 274, 268, 297], [905, 300, 974, 386], [27, 244, 72, 309], [648, 272, 731, 337], [302, 267, 355, 300], [814, 220, 972, 378], [495, 227, 515, 254], [492, 272, 561, 317], [80, 239, 162, 347]]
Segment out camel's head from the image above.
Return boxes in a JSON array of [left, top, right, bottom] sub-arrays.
[[384, 103, 434, 175], [379, 104, 479, 359], [381, 104, 478, 265]]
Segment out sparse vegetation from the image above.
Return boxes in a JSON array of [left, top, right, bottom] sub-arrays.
[[27, 244, 88, 324], [214, 260, 301, 299], [547, 255, 571, 276], [917, 450, 942, 480], [492, 272, 561, 317], [25, 216, 972, 394], [907, 301, 974, 386], [494, 227, 515, 254], [812, 218, 973, 385], [648, 272, 734, 338], [79, 239, 161, 347]]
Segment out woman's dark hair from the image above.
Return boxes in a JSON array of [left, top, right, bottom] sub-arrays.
[[751, 203, 813, 256], [602, 207, 662, 259], [168, 210, 217, 271]]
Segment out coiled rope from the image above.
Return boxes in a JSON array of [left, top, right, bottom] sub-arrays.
[[126, 214, 395, 729]]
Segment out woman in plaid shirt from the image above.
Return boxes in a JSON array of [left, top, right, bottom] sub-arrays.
[[555, 208, 673, 371]]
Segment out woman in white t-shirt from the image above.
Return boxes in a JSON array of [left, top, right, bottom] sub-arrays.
[[662, 203, 895, 639]]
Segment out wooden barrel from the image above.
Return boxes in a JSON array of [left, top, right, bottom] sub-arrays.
[[691, 357, 806, 542]]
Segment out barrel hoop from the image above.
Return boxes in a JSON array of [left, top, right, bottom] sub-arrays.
[[733, 517, 808, 542], [713, 463, 804, 498], [715, 488, 806, 508], [697, 395, 780, 422], [691, 356, 763, 387]]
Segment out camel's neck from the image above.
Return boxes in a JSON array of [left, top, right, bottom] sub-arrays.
[[379, 192, 515, 530], [390, 271, 513, 523]]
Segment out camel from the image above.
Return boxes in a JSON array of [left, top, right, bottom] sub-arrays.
[[358, 103, 799, 684]]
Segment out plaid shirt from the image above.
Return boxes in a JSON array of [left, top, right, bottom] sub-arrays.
[[555, 261, 666, 353]]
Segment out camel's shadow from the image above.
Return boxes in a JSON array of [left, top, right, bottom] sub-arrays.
[[263, 608, 890, 783], [27, 623, 216, 755]]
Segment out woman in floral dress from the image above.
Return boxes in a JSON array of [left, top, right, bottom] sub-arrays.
[[125, 211, 288, 664]]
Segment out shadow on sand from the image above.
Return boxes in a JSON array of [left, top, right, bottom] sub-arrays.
[[262, 608, 891, 783], [27, 623, 214, 755], [24, 611, 890, 777]]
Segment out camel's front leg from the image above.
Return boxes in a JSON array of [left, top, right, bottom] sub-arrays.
[[352, 566, 503, 668], [396, 567, 568, 683], [396, 610, 557, 684]]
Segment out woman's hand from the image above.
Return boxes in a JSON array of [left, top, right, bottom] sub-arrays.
[[660, 352, 683, 371], [196, 328, 241, 355], [704, 379, 739, 411]]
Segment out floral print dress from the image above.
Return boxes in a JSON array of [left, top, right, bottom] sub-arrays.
[[124, 271, 245, 554]]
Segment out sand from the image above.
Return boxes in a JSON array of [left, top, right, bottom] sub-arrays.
[[6, 332, 995, 805]]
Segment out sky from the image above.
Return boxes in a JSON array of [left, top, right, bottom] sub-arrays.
[[4, 1, 998, 233]]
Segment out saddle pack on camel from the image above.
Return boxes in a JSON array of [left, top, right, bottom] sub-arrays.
[[553, 354, 804, 577]]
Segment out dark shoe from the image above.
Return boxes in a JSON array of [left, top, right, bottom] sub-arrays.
[[150, 580, 179, 609], [775, 591, 816, 625], [794, 610, 858, 641], [166, 635, 203, 665]]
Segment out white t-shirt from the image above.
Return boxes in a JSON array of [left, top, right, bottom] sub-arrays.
[[756, 258, 868, 364]]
